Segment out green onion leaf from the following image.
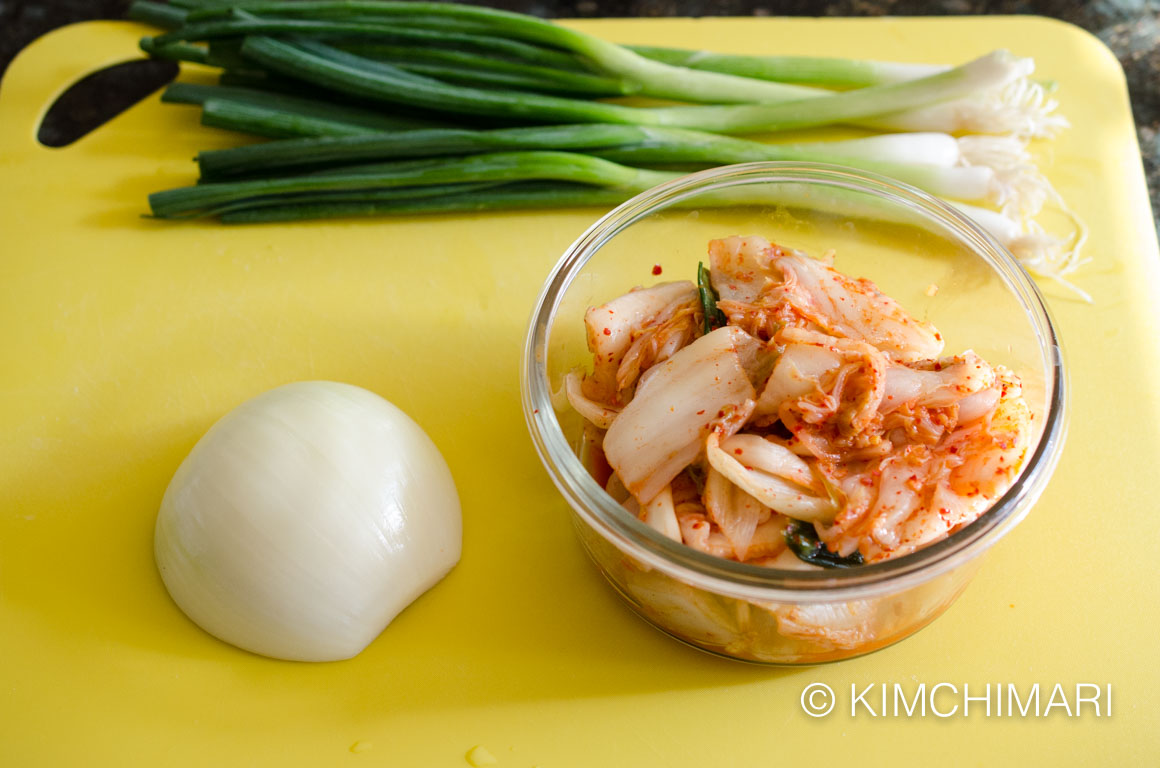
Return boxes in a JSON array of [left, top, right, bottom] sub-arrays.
[[697, 261, 726, 335], [783, 521, 864, 569]]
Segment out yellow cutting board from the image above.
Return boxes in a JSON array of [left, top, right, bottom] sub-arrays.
[[2, 16, 1158, 767]]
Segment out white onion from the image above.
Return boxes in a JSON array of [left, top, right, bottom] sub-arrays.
[[154, 381, 461, 662]]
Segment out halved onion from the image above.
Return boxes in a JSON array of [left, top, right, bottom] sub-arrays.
[[154, 381, 461, 662]]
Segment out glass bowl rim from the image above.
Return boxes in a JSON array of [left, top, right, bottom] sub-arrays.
[[521, 161, 1067, 603]]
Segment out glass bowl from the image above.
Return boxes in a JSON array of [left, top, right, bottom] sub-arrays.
[[521, 162, 1067, 665]]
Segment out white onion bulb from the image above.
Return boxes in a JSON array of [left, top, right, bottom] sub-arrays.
[[155, 381, 462, 662]]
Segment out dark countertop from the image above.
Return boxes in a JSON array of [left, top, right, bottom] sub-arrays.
[[2, 0, 1157, 223]]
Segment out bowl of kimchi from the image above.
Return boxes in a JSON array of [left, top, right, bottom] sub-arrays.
[[521, 162, 1067, 664]]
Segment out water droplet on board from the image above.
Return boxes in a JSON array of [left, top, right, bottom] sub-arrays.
[[465, 745, 498, 766]]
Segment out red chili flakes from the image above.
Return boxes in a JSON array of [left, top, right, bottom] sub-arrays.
[[602, 328, 611, 336], [716, 410, 725, 418], [948, 446, 958, 454], [734, 449, 744, 455], [696, 409, 706, 415], [651, 264, 663, 275], [533, 408, 539, 414]]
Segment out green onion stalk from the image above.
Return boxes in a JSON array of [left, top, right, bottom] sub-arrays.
[[127, 0, 1084, 295], [135, 0, 1058, 135], [237, 36, 1028, 135], [193, 124, 1052, 219]]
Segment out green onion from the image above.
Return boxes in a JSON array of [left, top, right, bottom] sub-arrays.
[[240, 37, 1027, 134], [196, 124, 654, 178], [127, 0, 189, 30], [784, 521, 865, 569], [629, 45, 946, 88], [143, 2, 1058, 134], [140, 37, 209, 64], [239, 36, 649, 124], [154, 12, 589, 71], [335, 33, 585, 73], [204, 39, 251, 69], [176, 1, 819, 103], [178, 181, 503, 219], [351, 47, 635, 97], [200, 99, 378, 138], [151, 17, 495, 46], [215, 68, 318, 93], [697, 262, 726, 335], [194, 125, 998, 208], [217, 181, 630, 223], [163, 82, 447, 133], [148, 151, 673, 218], [130, 0, 1084, 293]]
